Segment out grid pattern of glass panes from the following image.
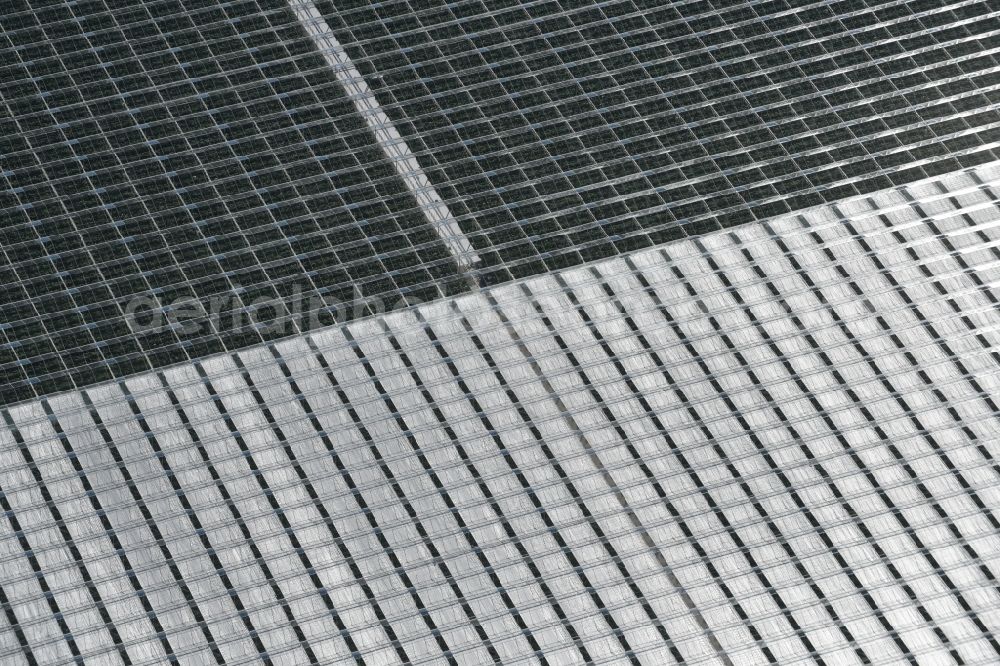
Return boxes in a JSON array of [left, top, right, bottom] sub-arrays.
[[321, 0, 1000, 284], [2, 0, 1000, 405], [2, 164, 1000, 664], [0, 0, 468, 405]]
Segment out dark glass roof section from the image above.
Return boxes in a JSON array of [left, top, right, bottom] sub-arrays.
[[321, 0, 1000, 284], [0, 0, 468, 405]]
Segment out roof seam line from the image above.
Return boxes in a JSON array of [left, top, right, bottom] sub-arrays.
[[285, 0, 481, 270]]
